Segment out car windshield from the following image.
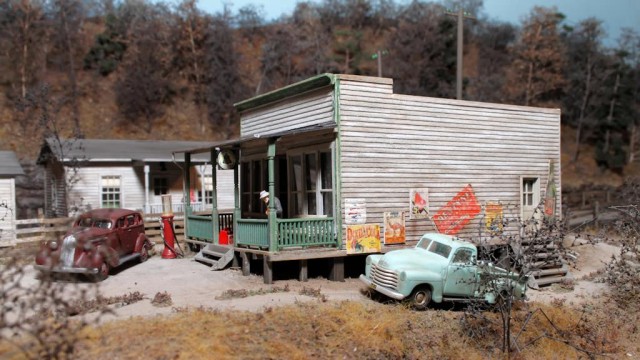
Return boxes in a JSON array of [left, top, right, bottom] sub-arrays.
[[427, 240, 452, 259], [78, 217, 112, 229]]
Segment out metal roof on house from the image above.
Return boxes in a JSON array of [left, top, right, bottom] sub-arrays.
[[0, 151, 24, 176], [38, 138, 215, 164]]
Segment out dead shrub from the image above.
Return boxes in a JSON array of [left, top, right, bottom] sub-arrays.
[[151, 291, 173, 307]]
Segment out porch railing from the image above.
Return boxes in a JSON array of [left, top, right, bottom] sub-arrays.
[[186, 214, 215, 242], [235, 219, 269, 248], [278, 218, 335, 249]]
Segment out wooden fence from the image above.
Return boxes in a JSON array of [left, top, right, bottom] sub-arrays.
[[5, 213, 188, 248]]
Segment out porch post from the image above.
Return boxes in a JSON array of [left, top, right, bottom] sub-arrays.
[[144, 164, 150, 213], [233, 158, 240, 243], [211, 149, 219, 244], [184, 153, 191, 211], [267, 138, 277, 252]]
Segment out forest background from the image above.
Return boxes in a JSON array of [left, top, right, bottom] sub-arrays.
[[1, 0, 639, 217]]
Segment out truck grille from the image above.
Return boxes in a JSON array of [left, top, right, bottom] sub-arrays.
[[371, 263, 398, 289], [60, 236, 77, 267]]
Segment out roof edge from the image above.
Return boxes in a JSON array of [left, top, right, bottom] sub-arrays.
[[234, 73, 336, 112]]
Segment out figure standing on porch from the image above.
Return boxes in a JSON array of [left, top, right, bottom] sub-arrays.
[[260, 190, 282, 217]]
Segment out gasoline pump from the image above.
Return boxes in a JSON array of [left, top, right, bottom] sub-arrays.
[[160, 194, 183, 259]]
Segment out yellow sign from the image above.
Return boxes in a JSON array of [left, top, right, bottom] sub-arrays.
[[346, 224, 381, 254], [485, 202, 504, 235]]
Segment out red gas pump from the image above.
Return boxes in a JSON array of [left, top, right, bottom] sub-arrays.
[[160, 195, 177, 259]]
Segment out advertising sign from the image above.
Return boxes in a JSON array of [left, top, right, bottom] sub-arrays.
[[345, 198, 366, 224], [383, 212, 406, 245], [409, 188, 429, 219], [484, 202, 504, 235], [432, 184, 481, 235], [346, 224, 381, 254]]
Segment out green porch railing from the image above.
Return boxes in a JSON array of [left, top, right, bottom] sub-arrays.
[[277, 218, 336, 249], [235, 219, 269, 248], [186, 213, 215, 242]]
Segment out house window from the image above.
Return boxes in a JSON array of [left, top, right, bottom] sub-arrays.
[[289, 150, 333, 217], [240, 160, 266, 214], [522, 178, 538, 206], [203, 174, 213, 204], [101, 176, 121, 208], [153, 177, 168, 196]]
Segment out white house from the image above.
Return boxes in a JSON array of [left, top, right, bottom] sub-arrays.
[[37, 138, 234, 217], [0, 151, 24, 246]]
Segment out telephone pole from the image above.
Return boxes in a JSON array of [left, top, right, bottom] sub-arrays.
[[445, 8, 476, 100]]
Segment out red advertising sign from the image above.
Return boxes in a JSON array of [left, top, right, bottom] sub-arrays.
[[433, 184, 481, 235]]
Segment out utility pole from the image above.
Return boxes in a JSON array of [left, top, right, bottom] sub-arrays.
[[446, 8, 476, 100], [371, 49, 389, 77]]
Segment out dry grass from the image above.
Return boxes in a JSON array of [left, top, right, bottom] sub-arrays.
[[25, 298, 630, 360]]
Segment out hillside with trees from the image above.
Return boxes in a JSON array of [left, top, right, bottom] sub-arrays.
[[1, 0, 639, 199]]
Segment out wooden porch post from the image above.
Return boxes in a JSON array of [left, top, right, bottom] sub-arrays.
[[233, 158, 240, 244], [184, 153, 191, 210], [211, 148, 219, 244], [267, 138, 278, 252], [329, 257, 345, 282]]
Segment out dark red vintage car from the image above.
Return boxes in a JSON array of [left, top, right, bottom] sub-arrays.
[[35, 208, 153, 281]]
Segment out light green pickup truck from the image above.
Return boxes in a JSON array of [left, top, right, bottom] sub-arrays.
[[359, 233, 529, 310]]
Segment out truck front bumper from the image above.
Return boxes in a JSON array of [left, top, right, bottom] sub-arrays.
[[359, 274, 406, 300]]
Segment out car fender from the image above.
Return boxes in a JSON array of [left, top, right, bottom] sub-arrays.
[[400, 269, 444, 303], [96, 243, 119, 268], [134, 233, 151, 253]]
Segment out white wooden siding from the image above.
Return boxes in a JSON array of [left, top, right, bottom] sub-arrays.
[[241, 87, 335, 137], [66, 164, 235, 216], [194, 165, 235, 210], [337, 77, 561, 244], [0, 178, 16, 245]]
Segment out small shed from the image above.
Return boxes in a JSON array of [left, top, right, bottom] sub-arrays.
[[0, 151, 24, 246], [37, 138, 234, 217], [178, 74, 562, 283]]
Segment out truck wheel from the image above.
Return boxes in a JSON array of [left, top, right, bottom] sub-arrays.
[[94, 262, 110, 282], [408, 286, 432, 310]]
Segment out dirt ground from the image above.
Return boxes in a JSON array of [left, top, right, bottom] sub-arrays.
[[14, 239, 621, 322]]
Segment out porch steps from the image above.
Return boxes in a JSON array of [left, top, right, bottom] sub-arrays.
[[520, 237, 572, 289], [194, 244, 234, 270]]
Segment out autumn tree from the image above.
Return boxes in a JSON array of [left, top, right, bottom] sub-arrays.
[[504, 6, 566, 107], [114, 2, 174, 133], [0, 0, 47, 102], [172, 0, 211, 133], [561, 18, 608, 162], [202, 11, 248, 137], [385, 2, 456, 97], [47, 0, 87, 137], [466, 20, 517, 103]]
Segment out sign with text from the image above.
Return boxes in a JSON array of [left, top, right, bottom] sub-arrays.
[[383, 212, 406, 245], [433, 184, 481, 235], [346, 224, 381, 254], [345, 198, 366, 224]]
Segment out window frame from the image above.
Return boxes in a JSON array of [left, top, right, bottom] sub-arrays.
[[101, 175, 122, 208], [287, 145, 333, 217]]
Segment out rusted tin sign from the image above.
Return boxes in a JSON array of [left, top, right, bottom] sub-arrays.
[[346, 224, 381, 254], [433, 184, 481, 235]]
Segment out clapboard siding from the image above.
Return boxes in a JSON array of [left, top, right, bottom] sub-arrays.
[[337, 77, 561, 243], [65, 165, 235, 216], [241, 87, 335, 137], [0, 178, 16, 244]]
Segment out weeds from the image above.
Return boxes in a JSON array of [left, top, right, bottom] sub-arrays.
[[151, 291, 173, 307], [215, 284, 290, 300]]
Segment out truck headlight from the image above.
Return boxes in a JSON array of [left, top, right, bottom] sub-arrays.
[[366, 256, 372, 265], [399, 271, 406, 281]]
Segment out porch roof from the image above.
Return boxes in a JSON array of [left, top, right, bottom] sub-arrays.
[[0, 151, 24, 176], [38, 138, 214, 164], [174, 122, 337, 156]]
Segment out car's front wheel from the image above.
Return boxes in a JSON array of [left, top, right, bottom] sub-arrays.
[[94, 262, 110, 282], [408, 286, 432, 310]]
